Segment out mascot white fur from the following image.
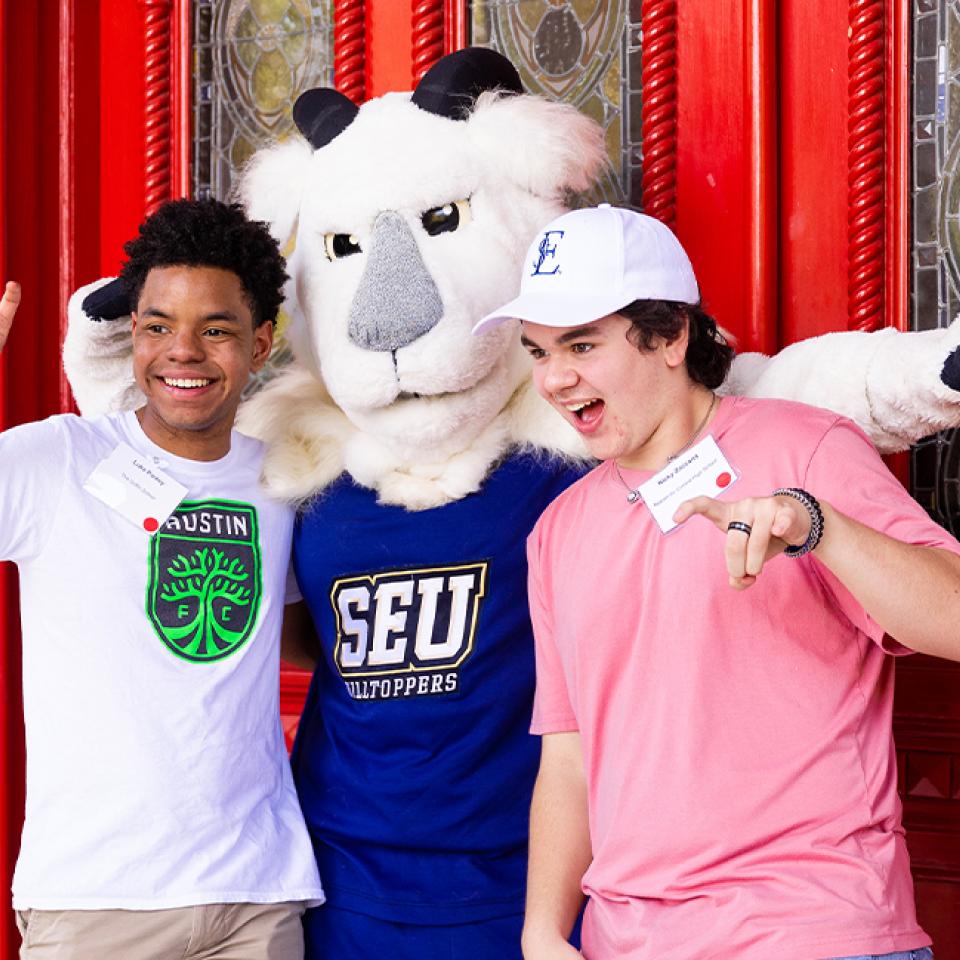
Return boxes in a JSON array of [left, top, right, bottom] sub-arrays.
[[63, 48, 960, 959]]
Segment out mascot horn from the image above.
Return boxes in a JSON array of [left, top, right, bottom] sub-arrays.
[[62, 47, 960, 960]]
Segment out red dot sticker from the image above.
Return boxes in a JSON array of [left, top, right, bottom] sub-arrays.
[[143, 517, 159, 533], [715, 472, 732, 488]]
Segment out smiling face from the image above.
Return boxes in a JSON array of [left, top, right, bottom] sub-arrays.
[[521, 313, 703, 470], [132, 265, 273, 460]]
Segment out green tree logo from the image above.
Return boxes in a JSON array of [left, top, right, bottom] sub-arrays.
[[160, 547, 252, 658]]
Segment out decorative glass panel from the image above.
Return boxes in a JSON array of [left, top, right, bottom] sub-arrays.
[[192, 0, 334, 392], [470, 0, 643, 206], [912, 0, 960, 535], [193, 0, 333, 201]]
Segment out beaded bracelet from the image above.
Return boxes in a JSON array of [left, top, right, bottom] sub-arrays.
[[772, 487, 824, 557]]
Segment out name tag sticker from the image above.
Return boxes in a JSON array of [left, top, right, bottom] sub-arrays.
[[638, 435, 738, 534], [83, 442, 188, 534]]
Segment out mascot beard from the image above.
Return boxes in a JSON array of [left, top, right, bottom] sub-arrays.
[[62, 48, 960, 960]]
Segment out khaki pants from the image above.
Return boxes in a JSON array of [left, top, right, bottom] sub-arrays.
[[15, 901, 305, 960]]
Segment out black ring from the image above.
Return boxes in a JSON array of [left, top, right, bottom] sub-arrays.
[[727, 521, 752, 536]]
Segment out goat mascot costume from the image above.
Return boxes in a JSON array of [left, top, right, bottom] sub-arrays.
[[64, 48, 960, 960]]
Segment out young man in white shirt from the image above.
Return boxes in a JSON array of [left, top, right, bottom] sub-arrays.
[[0, 199, 323, 960]]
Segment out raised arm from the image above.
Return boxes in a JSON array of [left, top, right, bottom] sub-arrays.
[[522, 731, 590, 960], [0, 280, 20, 352], [674, 491, 960, 662]]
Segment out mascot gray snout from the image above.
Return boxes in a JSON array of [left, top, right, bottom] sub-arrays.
[[348, 211, 444, 352]]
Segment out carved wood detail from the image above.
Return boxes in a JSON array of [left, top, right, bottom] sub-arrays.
[[141, 0, 173, 216], [334, 0, 366, 104], [640, 0, 678, 229], [847, 0, 885, 331], [412, 0, 444, 86]]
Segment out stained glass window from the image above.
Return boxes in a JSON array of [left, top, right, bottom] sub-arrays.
[[193, 0, 333, 201], [470, 0, 643, 206], [911, 0, 960, 535], [192, 0, 334, 391]]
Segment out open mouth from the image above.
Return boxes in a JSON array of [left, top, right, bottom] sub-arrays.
[[566, 398, 605, 427]]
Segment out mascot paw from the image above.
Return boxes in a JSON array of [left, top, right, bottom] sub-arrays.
[[941, 344, 960, 392], [81, 277, 131, 321]]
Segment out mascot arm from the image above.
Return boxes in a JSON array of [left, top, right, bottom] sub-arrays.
[[63, 277, 144, 416], [723, 322, 960, 453]]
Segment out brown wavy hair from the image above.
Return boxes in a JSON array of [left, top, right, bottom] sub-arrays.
[[618, 299, 734, 390]]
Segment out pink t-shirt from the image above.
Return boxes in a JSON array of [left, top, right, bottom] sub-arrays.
[[528, 396, 958, 960]]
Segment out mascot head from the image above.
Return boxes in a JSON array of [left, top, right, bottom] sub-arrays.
[[240, 48, 606, 462]]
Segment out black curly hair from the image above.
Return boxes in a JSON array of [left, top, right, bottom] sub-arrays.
[[619, 299, 734, 390], [119, 198, 288, 327]]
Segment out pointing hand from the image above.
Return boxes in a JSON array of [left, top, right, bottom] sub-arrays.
[[674, 493, 813, 590]]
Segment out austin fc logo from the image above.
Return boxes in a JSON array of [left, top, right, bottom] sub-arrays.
[[531, 230, 564, 276]]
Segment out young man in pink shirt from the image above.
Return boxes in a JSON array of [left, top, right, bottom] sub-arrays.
[[473, 205, 960, 960]]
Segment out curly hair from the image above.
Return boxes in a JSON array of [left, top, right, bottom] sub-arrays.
[[119, 198, 287, 327], [619, 299, 734, 390]]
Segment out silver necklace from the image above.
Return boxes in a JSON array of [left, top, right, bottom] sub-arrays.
[[613, 393, 717, 504]]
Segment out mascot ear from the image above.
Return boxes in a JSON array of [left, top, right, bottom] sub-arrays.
[[82, 277, 131, 321], [467, 92, 607, 198], [411, 47, 523, 120], [237, 137, 314, 247], [293, 87, 360, 149]]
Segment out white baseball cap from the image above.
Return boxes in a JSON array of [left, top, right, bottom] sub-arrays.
[[472, 204, 699, 334]]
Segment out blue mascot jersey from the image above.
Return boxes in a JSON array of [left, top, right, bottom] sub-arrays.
[[292, 452, 585, 924]]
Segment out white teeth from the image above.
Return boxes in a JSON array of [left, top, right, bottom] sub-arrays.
[[164, 378, 211, 389], [565, 400, 596, 412]]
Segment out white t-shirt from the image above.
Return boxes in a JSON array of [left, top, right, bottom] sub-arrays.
[[1, 411, 324, 910]]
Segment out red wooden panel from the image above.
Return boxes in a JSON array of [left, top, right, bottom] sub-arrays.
[[99, 0, 187, 277], [886, 0, 910, 334], [778, 0, 849, 345], [367, 0, 413, 96], [675, 0, 754, 349], [280, 667, 313, 752], [172, 0, 191, 199], [99, 2, 150, 275], [744, 0, 776, 356], [895, 656, 960, 957], [443, 0, 466, 55], [915, 880, 960, 960], [663, 0, 776, 354], [59, 0, 101, 407]]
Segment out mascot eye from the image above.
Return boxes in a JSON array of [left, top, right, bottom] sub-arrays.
[[421, 199, 471, 237], [323, 233, 362, 261]]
